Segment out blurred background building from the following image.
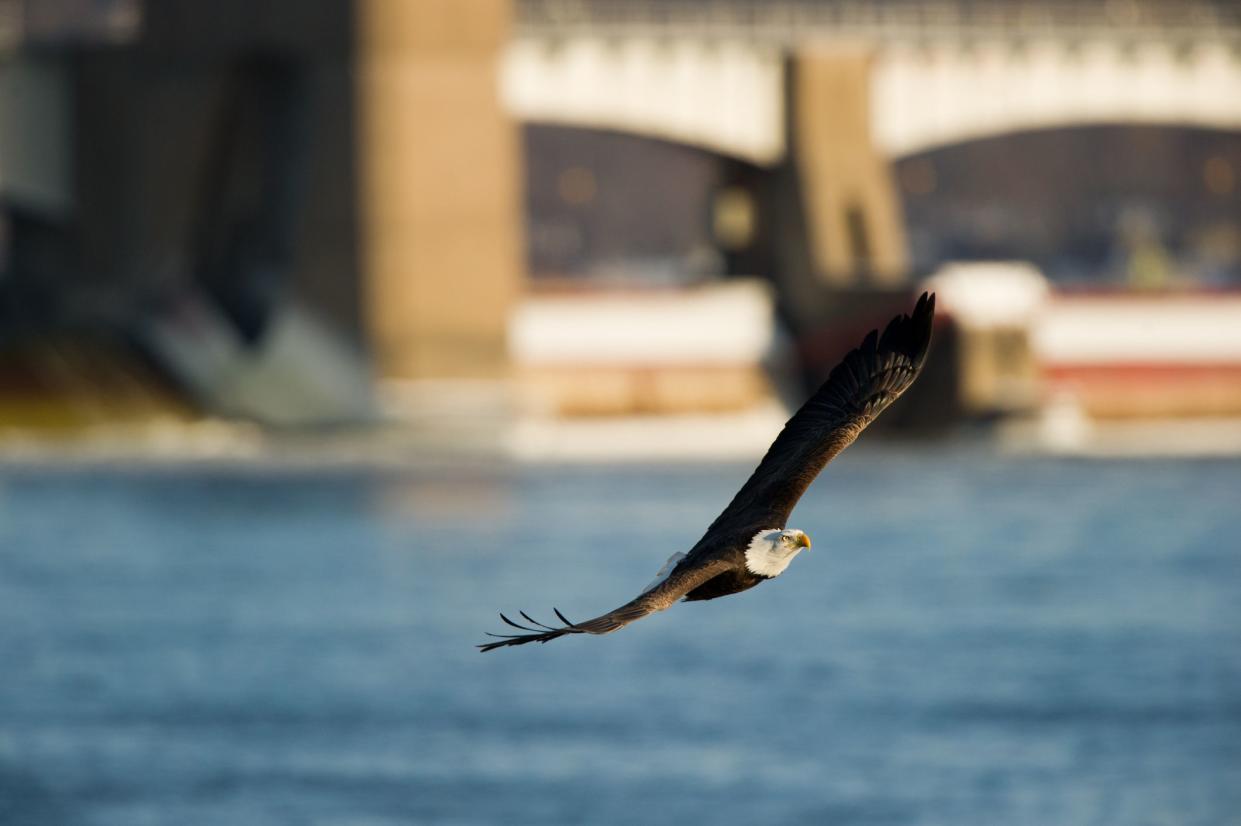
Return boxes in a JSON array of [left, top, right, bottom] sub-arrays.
[[1, 0, 1240, 455]]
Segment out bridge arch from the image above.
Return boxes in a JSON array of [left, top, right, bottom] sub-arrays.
[[873, 40, 1241, 157], [501, 36, 784, 165], [504, 34, 1241, 164]]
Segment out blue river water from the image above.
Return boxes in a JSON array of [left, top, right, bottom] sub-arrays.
[[0, 446, 1238, 825]]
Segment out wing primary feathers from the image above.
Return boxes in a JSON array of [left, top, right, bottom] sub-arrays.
[[499, 612, 542, 633], [479, 557, 735, 651], [861, 328, 878, 354], [879, 313, 905, 350], [696, 292, 936, 537], [478, 607, 582, 651], [519, 610, 562, 632]]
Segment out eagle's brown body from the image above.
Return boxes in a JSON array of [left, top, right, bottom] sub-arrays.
[[682, 565, 766, 602]]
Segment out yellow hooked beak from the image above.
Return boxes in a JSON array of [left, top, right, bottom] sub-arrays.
[[797, 533, 812, 550]]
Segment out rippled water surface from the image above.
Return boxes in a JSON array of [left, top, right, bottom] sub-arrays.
[[1, 447, 1239, 825]]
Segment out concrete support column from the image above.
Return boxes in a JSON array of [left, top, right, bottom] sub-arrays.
[[790, 48, 908, 285], [355, 0, 522, 379]]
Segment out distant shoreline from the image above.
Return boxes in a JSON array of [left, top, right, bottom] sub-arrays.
[[3, 410, 1241, 469]]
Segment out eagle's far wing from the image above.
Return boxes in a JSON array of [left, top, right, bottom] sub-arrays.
[[700, 292, 935, 539], [478, 556, 734, 652]]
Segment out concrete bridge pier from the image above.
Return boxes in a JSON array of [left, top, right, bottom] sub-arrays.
[[356, 0, 523, 381], [789, 48, 909, 290], [763, 46, 915, 375]]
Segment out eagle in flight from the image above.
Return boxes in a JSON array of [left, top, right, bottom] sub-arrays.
[[480, 292, 935, 652]]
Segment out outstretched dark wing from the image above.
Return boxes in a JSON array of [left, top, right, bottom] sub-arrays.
[[478, 556, 733, 652], [700, 292, 935, 539]]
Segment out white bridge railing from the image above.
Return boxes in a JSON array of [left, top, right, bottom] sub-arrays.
[[517, 0, 1241, 47]]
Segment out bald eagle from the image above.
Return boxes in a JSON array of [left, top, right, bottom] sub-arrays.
[[480, 292, 935, 652]]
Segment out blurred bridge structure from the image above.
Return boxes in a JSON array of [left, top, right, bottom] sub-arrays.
[[512, 0, 1241, 158], [2, 0, 1240, 432], [506, 0, 1241, 290]]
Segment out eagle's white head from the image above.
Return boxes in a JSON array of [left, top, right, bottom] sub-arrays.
[[744, 528, 811, 578]]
